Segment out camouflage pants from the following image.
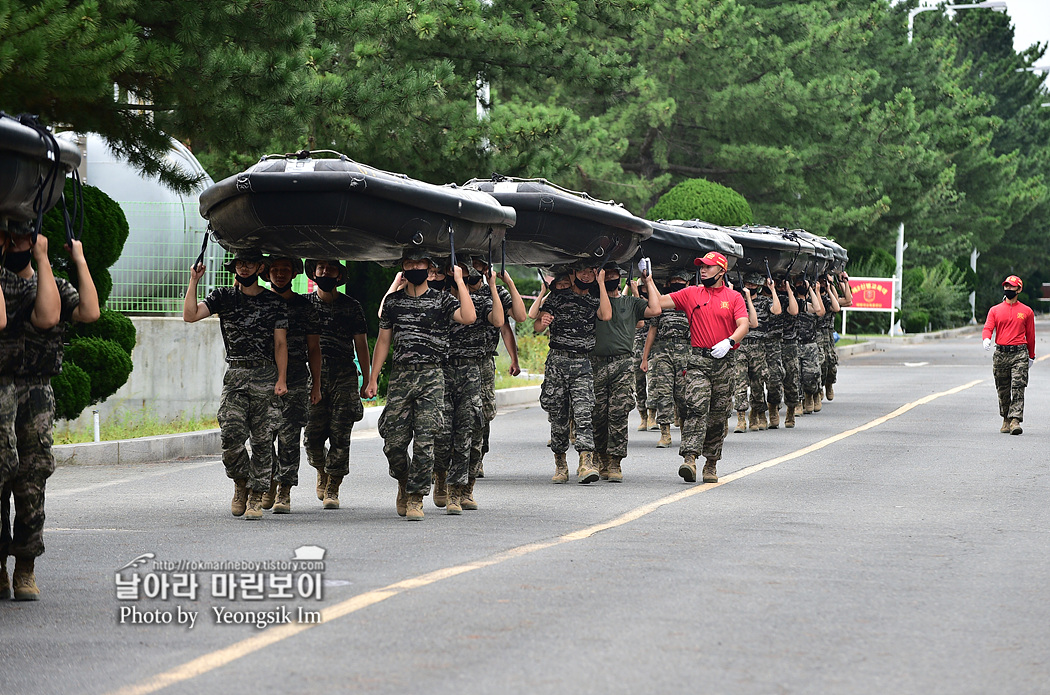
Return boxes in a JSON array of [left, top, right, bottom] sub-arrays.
[[733, 341, 768, 413], [437, 359, 485, 485], [993, 348, 1029, 421], [540, 351, 594, 454], [799, 341, 822, 396], [432, 366, 454, 476], [820, 328, 838, 386], [633, 333, 648, 411], [647, 344, 688, 425], [679, 350, 734, 461], [217, 365, 282, 492], [781, 340, 802, 406], [305, 363, 363, 479], [271, 370, 310, 486], [1, 378, 55, 560], [0, 377, 16, 490], [379, 365, 445, 496], [591, 354, 635, 459], [480, 356, 496, 458]]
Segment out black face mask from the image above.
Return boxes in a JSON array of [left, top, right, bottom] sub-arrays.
[[429, 278, 447, 291], [700, 274, 721, 288], [551, 286, 572, 295], [604, 279, 620, 293], [2, 248, 32, 273], [465, 274, 483, 287], [237, 273, 259, 287], [314, 276, 340, 292], [403, 268, 429, 286], [574, 277, 596, 291], [1003, 289, 1018, 299], [269, 281, 293, 294], [668, 283, 687, 293]]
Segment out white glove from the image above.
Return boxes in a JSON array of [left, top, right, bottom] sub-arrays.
[[983, 338, 992, 351], [1030, 358, 1035, 369], [711, 338, 732, 359], [637, 257, 652, 276]]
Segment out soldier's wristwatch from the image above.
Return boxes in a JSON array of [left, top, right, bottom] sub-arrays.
[[728, 338, 736, 347]]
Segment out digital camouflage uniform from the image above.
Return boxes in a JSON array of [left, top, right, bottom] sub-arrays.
[[269, 292, 320, 486], [777, 290, 802, 408], [632, 320, 650, 412], [478, 286, 512, 460], [734, 292, 774, 414], [647, 308, 690, 425], [797, 307, 822, 398], [205, 287, 289, 492], [377, 287, 459, 496], [1, 277, 78, 563], [818, 290, 838, 389], [0, 267, 36, 488], [680, 348, 735, 460], [993, 347, 1029, 421], [591, 294, 649, 460], [759, 292, 784, 410], [539, 290, 599, 454], [304, 292, 366, 479]]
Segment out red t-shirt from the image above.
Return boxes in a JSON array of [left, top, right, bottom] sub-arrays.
[[670, 285, 748, 348], [983, 300, 1036, 359]]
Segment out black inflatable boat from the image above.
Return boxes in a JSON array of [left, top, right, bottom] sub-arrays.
[[643, 219, 743, 279], [0, 113, 81, 227], [725, 225, 821, 277], [199, 152, 516, 262], [463, 177, 652, 267]]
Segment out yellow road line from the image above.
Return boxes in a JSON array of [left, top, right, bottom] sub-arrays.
[[108, 378, 984, 695]]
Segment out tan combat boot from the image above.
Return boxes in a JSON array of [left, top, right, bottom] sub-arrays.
[[577, 451, 600, 484], [702, 458, 718, 483], [231, 478, 248, 517], [607, 457, 623, 483], [767, 403, 780, 430], [784, 405, 796, 429], [826, 383, 835, 401], [446, 485, 462, 515], [1000, 418, 1011, 434], [323, 475, 343, 510], [794, 402, 804, 416], [244, 489, 264, 520], [433, 468, 448, 508], [12, 557, 39, 601], [1009, 418, 1023, 435], [802, 394, 814, 414], [657, 424, 672, 448], [647, 409, 659, 431], [405, 493, 425, 520], [461, 477, 478, 510], [273, 483, 292, 514], [636, 408, 648, 431], [757, 411, 768, 431], [261, 477, 277, 510], [748, 410, 761, 432], [675, 411, 683, 429], [0, 559, 10, 600], [734, 411, 747, 433], [552, 452, 569, 484], [396, 478, 408, 517], [678, 454, 697, 483], [315, 469, 329, 501], [598, 452, 610, 480], [814, 391, 823, 412]]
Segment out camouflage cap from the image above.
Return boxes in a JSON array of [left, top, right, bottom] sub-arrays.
[[304, 259, 347, 285], [223, 250, 266, 273], [400, 247, 434, 263], [261, 255, 304, 278], [670, 269, 693, 282]]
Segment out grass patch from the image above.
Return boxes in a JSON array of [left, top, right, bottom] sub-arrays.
[[55, 408, 219, 445]]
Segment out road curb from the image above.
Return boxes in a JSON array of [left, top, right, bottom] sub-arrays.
[[836, 341, 876, 358]]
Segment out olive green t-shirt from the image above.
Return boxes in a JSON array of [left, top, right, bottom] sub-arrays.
[[591, 294, 649, 357]]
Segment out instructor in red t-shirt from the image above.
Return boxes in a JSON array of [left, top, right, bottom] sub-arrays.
[[982, 275, 1036, 435], [658, 252, 749, 484]]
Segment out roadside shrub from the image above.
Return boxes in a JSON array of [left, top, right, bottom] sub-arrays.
[[50, 362, 92, 421], [646, 178, 753, 226], [65, 337, 133, 404], [902, 260, 969, 332], [74, 308, 137, 354]]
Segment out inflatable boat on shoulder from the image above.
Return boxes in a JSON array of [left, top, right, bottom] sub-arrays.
[[0, 113, 81, 227], [643, 219, 743, 279], [463, 176, 652, 267], [724, 225, 823, 278], [199, 152, 516, 262]]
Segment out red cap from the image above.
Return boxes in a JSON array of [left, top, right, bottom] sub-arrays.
[[1002, 275, 1022, 290], [694, 251, 728, 272]]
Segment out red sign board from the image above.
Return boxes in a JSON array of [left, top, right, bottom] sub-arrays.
[[847, 277, 895, 312]]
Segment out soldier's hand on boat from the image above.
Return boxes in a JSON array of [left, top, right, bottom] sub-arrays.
[[451, 264, 465, 285], [190, 263, 206, 281], [597, 269, 606, 284], [711, 339, 732, 359], [30, 232, 49, 260], [66, 238, 85, 261]]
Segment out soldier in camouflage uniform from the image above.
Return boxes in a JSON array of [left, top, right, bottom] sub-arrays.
[[797, 282, 826, 414], [632, 315, 652, 431], [773, 280, 801, 427], [816, 275, 842, 409], [261, 256, 321, 514], [1, 234, 96, 601], [366, 249, 475, 520], [591, 264, 660, 481], [184, 251, 289, 521], [302, 259, 369, 511], [734, 275, 780, 432], [754, 276, 785, 429], [535, 263, 612, 484], [642, 270, 692, 448], [983, 275, 1036, 434]]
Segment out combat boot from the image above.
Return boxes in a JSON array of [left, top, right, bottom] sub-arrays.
[[405, 493, 425, 520], [273, 483, 292, 514], [814, 392, 823, 412], [734, 411, 747, 433], [657, 424, 672, 448], [315, 469, 329, 501], [1009, 418, 1023, 435], [433, 468, 448, 508], [323, 475, 343, 509], [748, 410, 761, 432], [1000, 418, 1011, 434], [826, 383, 835, 401], [0, 559, 10, 600], [461, 477, 479, 510], [261, 478, 277, 510], [396, 478, 408, 517], [767, 403, 780, 430], [794, 402, 804, 417], [552, 452, 569, 484], [476, 462, 484, 479], [636, 408, 648, 431], [802, 394, 814, 414], [678, 454, 697, 483], [784, 405, 796, 429], [231, 478, 248, 517], [598, 452, 610, 480], [577, 451, 600, 484], [244, 489, 264, 520], [675, 411, 683, 429], [702, 459, 718, 484], [607, 457, 623, 483], [648, 409, 660, 431], [12, 557, 39, 601], [446, 485, 462, 515], [757, 411, 768, 431]]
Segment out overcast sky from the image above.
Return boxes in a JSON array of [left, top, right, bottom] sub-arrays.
[[1006, 0, 1049, 58]]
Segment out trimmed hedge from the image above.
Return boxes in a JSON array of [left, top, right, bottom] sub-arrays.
[[646, 178, 754, 226], [51, 362, 92, 421], [74, 308, 136, 354], [64, 337, 133, 405]]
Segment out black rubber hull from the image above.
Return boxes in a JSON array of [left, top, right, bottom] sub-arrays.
[[726, 226, 813, 277], [0, 115, 81, 223], [643, 220, 743, 278]]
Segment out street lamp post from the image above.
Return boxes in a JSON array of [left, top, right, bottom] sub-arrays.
[[895, 0, 1008, 335]]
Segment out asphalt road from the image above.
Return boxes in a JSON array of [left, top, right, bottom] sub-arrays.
[[2, 331, 1048, 695]]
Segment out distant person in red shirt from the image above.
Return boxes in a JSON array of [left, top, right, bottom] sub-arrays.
[[982, 275, 1036, 435], [658, 252, 749, 484]]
